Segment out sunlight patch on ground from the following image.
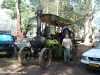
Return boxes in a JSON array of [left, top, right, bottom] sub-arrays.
[[27, 65, 40, 69], [65, 67, 73, 75]]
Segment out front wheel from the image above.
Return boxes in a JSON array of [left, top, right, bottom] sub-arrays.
[[18, 47, 33, 66], [39, 48, 52, 68]]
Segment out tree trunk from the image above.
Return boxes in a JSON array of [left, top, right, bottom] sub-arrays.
[[16, 0, 23, 39], [84, 12, 94, 46]]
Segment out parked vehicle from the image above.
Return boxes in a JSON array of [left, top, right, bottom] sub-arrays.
[[0, 32, 17, 57], [81, 41, 100, 69]]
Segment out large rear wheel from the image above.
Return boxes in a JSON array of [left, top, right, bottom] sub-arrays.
[[39, 48, 52, 68]]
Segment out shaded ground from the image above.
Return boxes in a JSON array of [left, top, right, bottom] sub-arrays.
[[0, 58, 17, 67], [0, 44, 100, 75], [17, 61, 100, 75]]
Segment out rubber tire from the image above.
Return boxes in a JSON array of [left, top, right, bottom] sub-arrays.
[[39, 48, 52, 68], [18, 47, 33, 66]]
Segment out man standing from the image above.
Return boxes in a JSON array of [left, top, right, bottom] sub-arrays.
[[62, 34, 72, 63]]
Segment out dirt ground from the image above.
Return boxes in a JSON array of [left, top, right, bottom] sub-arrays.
[[0, 44, 100, 75]]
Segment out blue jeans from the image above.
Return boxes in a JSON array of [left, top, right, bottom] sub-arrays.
[[64, 48, 71, 62]]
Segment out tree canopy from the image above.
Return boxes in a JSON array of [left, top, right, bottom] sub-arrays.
[[1, 0, 95, 44], [1, 0, 35, 33]]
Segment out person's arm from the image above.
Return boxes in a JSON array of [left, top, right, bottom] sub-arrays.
[[62, 39, 64, 46], [70, 39, 72, 48], [62, 39, 65, 47]]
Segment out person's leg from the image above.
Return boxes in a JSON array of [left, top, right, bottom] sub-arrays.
[[64, 48, 68, 63], [67, 49, 71, 62]]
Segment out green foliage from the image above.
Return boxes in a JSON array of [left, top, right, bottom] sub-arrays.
[[1, 0, 16, 10], [1, 0, 16, 18], [1, 0, 35, 33], [74, 0, 92, 15], [21, 16, 35, 33], [1, 0, 93, 37], [46, 39, 59, 48], [46, 39, 63, 59], [20, 0, 35, 33], [30, 0, 40, 8]]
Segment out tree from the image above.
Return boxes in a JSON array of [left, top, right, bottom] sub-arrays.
[[72, 0, 95, 45], [56, 0, 95, 45], [16, 0, 22, 38], [1, 0, 35, 36], [2, 0, 95, 44], [80, 0, 94, 45], [20, 0, 35, 34], [1, 0, 16, 18]]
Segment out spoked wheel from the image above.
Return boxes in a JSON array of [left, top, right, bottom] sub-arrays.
[[39, 48, 52, 68], [18, 47, 33, 66]]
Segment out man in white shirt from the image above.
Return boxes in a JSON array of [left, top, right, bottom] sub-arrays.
[[62, 34, 72, 63]]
